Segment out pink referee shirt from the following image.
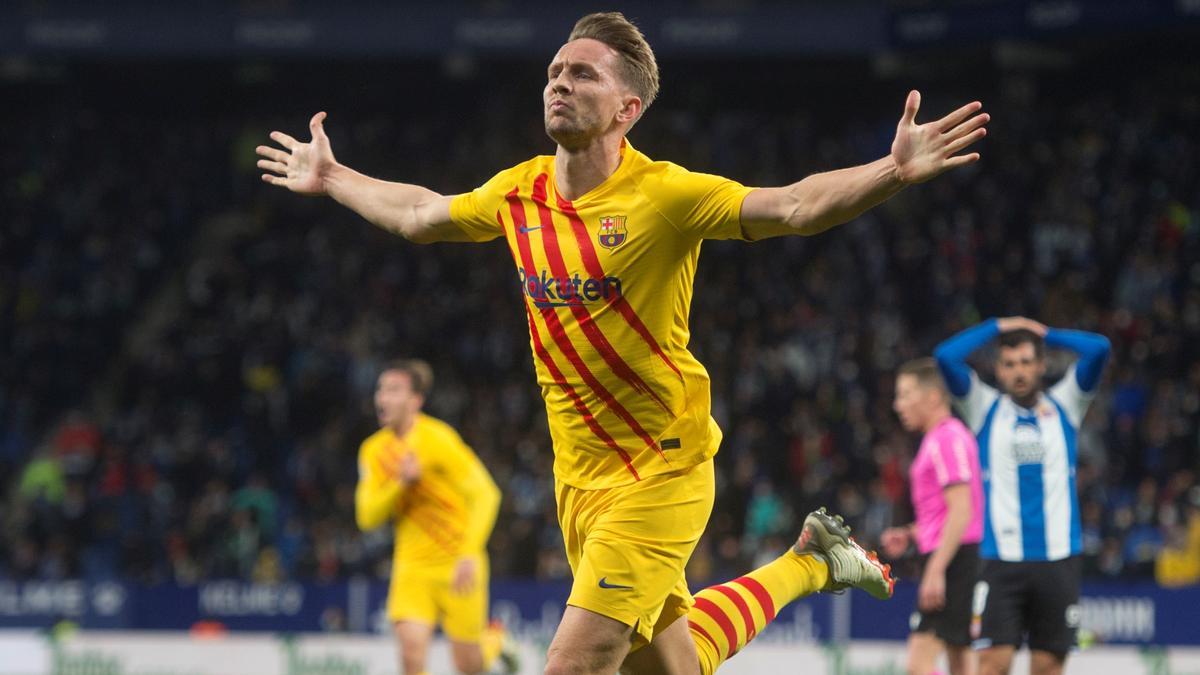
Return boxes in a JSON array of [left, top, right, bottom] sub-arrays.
[[910, 416, 984, 555]]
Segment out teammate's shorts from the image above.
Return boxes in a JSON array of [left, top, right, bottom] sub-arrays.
[[971, 556, 1081, 656], [387, 554, 490, 642], [556, 459, 715, 649], [910, 544, 980, 646]]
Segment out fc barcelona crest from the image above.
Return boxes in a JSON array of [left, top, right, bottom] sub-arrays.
[[597, 216, 628, 250]]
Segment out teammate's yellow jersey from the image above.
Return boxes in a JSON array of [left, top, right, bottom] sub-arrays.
[[451, 140, 753, 489], [355, 413, 501, 570]]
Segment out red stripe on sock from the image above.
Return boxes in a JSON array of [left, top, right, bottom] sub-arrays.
[[711, 584, 759, 644], [693, 597, 739, 660], [688, 619, 721, 656], [731, 576, 776, 623]]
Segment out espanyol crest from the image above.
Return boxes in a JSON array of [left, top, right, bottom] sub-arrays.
[[597, 216, 628, 250]]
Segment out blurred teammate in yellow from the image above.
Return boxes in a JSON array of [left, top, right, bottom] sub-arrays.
[[355, 359, 511, 675]]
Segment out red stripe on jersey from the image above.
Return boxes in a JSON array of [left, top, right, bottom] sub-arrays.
[[501, 198, 640, 480], [514, 180, 664, 461], [692, 597, 739, 659], [530, 174, 672, 415], [406, 511, 462, 555], [731, 576, 776, 623], [410, 504, 463, 539], [711, 584, 758, 643], [410, 482, 459, 516], [554, 190, 684, 381], [522, 305, 639, 480]]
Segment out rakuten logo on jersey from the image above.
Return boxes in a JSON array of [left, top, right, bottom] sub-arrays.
[[519, 269, 623, 308]]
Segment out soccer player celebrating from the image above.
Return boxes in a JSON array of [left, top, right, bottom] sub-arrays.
[[883, 358, 983, 675], [260, 12, 988, 674], [355, 360, 511, 675], [934, 318, 1110, 675]]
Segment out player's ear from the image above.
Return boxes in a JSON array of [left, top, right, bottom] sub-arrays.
[[616, 94, 642, 124]]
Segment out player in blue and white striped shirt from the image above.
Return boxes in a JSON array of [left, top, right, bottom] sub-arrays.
[[935, 316, 1110, 675]]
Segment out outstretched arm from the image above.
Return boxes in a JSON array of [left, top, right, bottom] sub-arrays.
[[257, 112, 468, 244], [740, 91, 989, 239], [1046, 329, 1111, 392]]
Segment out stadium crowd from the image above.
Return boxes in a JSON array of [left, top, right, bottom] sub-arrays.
[[3, 52, 1199, 589]]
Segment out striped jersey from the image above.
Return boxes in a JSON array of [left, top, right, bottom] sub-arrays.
[[450, 140, 754, 489], [954, 365, 1093, 562], [354, 414, 501, 570]]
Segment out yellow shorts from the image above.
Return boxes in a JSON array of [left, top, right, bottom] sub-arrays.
[[386, 555, 489, 642], [556, 459, 715, 649]]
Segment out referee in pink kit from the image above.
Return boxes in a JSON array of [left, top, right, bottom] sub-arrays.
[[884, 358, 984, 675]]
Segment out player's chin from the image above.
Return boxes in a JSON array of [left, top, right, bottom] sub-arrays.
[[545, 118, 585, 144]]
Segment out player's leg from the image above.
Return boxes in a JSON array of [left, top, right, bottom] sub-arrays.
[[619, 612, 700, 675], [545, 605, 636, 674], [932, 544, 980, 675], [973, 560, 1024, 675], [944, 645, 975, 675], [442, 556, 516, 674], [394, 621, 435, 675], [976, 646, 1015, 675], [685, 508, 894, 675], [1029, 650, 1066, 675], [1025, 557, 1081, 675], [906, 632, 946, 675], [548, 462, 714, 675], [388, 572, 440, 675]]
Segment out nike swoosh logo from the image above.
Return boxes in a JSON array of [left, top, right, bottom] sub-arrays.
[[518, 225, 542, 234], [598, 577, 634, 590]]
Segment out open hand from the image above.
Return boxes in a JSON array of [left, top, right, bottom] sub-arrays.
[[917, 566, 947, 612], [257, 112, 337, 195], [891, 91, 989, 185]]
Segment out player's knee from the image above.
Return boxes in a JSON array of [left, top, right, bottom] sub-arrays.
[[451, 645, 484, 674], [544, 640, 625, 675], [401, 655, 427, 675], [398, 641, 429, 674], [977, 651, 1012, 675]]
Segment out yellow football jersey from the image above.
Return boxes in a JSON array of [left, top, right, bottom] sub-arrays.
[[450, 140, 753, 489], [355, 413, 501, 570]]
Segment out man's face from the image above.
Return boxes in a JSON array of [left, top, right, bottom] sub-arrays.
[[544, 38, 637, 149], [374, 370, 421, 430], [996, 342, 1046, 400], [893, 374, 940, 432]]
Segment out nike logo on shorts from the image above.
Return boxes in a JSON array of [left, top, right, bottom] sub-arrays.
[[598, 577, 634, 590]]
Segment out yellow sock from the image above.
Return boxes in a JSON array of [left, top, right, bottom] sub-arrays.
[[688, 551, 829, 674], [480, 623, 504, 670]]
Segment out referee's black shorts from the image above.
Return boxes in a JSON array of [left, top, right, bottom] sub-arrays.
[[910, 543, 980, 647]]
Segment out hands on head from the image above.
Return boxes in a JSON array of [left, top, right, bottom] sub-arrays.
[[257, 112, 336, 196], [997, 316, 1048, 337], [891, 90, 990, 185]]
